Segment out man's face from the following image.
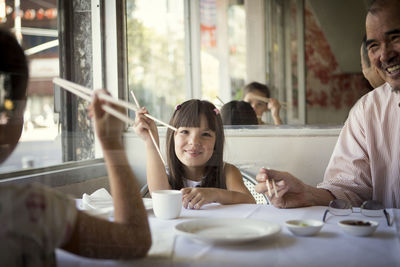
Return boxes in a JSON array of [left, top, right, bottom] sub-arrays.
[[360, 46, 385, 88], [366, 2, 400, 90]]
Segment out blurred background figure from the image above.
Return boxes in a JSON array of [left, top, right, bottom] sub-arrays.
[[221, 100, 258, 126], [243, 82, 282, 125]]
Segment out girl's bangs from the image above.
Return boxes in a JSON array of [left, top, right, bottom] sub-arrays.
[[174, 101, 217, 131]]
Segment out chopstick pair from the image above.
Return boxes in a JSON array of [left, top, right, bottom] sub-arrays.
[[266, 179, 279, 198], [53, 77, 177, 132], [53, 77, 170, 166], [250, 95, 288, 109], [129, 90, 166, 166]]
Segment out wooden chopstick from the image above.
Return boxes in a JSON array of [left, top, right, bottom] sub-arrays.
[[53, 77, 177, 131], [130, 89, 141, 109], [51, 77, 134, 124], [266, 179, 279, 198], [216, 96, 225, 105], [130, 90, 166, 166], [250, 95, 288, 106], [266, 180, 272, 197], [272, 179, 278, 197]]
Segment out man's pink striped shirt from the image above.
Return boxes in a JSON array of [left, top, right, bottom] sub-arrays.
[[318, 83, 400, 208]]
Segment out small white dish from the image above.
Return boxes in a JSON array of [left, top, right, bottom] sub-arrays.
[[338, 220, 379, 237], [285, 219, 324, 236]]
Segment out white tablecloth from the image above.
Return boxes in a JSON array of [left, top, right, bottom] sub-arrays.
[[57, 203, 400, 267]]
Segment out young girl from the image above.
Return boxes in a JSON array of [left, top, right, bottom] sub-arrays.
[[133, 99, 255, 209]]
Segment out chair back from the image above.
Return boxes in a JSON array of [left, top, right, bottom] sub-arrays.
[[241, 170, 269, 204]]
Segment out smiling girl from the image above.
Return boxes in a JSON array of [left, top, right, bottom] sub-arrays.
[[133, 99, 255, 209]]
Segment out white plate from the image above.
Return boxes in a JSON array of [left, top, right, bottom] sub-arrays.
[[142, 198, 153, 210], [175, 218, 281, 244]]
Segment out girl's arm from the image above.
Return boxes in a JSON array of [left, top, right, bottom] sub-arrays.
[[133, 108, 171, 193], [62, 149, 151, 258], [62, 90, 151, 258], [181, 163, 255, 209], [222, 163, 256, 204]]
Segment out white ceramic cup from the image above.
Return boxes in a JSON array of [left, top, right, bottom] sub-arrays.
[[152, 190, 182, 219]]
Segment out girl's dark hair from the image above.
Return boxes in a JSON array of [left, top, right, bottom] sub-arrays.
[[221, 100, 258, 125], [0, 28, 29, 102], [166, 99, 226, 189], [244, 82, 270, 98]]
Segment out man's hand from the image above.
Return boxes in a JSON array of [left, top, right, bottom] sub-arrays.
[[255, 168, 310, 208]]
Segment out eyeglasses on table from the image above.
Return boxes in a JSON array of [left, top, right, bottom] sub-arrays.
[[322, 199, 392, 226]]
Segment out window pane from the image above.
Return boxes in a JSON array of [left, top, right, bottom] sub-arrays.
[[126, 0, 185, 123], [200, 0, 246, 104], [0, 0, 61, 173]]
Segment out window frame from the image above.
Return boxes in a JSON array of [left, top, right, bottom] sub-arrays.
[[0, 0, 112, 185]]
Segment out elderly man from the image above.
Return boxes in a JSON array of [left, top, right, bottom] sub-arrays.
[[255, 0, 400, 208]]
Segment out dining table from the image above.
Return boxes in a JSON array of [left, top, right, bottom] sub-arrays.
[[57, 201, 400, 267]]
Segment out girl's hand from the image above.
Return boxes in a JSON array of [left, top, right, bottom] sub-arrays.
[[88, 89, 125, 148], [133, 107, 158, 144], [181, 187, 216, 210]]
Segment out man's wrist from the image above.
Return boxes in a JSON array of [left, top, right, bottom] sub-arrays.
[[305, 185, 335, 206]]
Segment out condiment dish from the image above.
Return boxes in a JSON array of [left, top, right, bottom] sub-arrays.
[[338, 220, 378, 237], [285, 219, 324, 236]]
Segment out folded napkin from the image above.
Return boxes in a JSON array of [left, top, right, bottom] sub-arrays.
[[143, 198, 153, 210], [80, 189, 153, 219], [81, 188, 114, 218], [148, 228, 176, 259]]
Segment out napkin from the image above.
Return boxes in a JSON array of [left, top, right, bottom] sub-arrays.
[[81, 188, 114, 218], [143, 198, 153, 210], [80, 189, 153, 218], [148, 228, 176, 259]]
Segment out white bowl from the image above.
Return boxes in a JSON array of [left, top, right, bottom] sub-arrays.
[[285, 219, 324, 236], [338, 220, 379, 237]]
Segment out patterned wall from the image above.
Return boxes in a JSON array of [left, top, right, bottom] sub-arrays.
[[304, 2, 371, 124]]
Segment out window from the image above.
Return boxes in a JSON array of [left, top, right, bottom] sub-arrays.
[[0, 0, 105, 183], [126, 0, 186, 123], [200, 0, 246, 103], [0, 0, 62, 174], [125, 0, 250, 118]]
